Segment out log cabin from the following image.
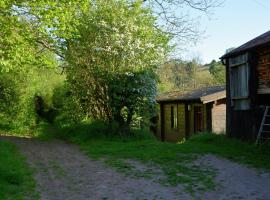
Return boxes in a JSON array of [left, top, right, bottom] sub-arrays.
[[221, 30, 270, 140], [155, 86, 226, 142]]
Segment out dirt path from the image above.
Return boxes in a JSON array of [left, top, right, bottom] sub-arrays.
[[199, 154, 270, 200], [2, 136, 270, 200], [3, 137, 191, 200]]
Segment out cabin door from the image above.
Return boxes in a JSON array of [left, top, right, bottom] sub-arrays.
[[194, 106, 203, 133]]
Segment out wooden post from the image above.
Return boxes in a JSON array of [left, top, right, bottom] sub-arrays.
[[206, 103, 213, 132], [160, 103, 165, 142], [185, 103, 190, 139], [225, 58, 232, 137]]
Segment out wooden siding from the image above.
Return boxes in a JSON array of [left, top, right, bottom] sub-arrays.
[[156, 100, 226, 142], [163, 104, 185, 142], [188, 104, 207, 135], [225, 51, 265, 140], [159, 103, 208, 141], [223, 34, 270, 140], [230, 108, 264, 140], [229, 53, 250, 110], [177, 104, 186, 139]]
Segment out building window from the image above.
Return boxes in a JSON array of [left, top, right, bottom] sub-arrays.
[[229, 53, 250, 110], [171, 105, 178, 129]]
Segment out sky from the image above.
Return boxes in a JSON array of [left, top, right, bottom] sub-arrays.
[[183, 0, 270, 64]]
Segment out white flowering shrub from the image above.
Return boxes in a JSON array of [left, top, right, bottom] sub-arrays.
[[66, 0, 170, 134]]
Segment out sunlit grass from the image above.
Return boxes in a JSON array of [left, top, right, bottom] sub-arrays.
[[0, 139, 37, 200]]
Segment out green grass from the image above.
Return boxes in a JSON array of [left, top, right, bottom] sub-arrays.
[[76, 136, 215, 193], [0, 139, 37, 200], [61, 131, 270, 193]]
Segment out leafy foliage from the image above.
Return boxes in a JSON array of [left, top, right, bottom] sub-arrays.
[[157, 59, 219, 93], [0, 0, 66, 132], [65, 0, 170, 133], [0, 0, 222, 137], [0, 67, 64, 132], [206, 60, 226, 84]]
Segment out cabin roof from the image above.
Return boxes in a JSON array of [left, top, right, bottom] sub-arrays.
[[156, 85, 226, 104], [221, 30, 270, 59]]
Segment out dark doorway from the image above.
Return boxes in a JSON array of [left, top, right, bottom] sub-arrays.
[[194, 106, 203, 132]]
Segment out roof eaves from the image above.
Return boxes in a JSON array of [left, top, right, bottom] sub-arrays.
[[221, 30, 270, 59], [200, 90, 226, 104], [156, 98, 201, 103]]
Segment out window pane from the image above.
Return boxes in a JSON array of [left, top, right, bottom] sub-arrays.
[[234, 99, 250, 110], [174, 108, 178, 129], [171, 105, 178, 129], [171, 106, 174, 128], [231, 64, 249, 98], [229, 53, 249, 99]]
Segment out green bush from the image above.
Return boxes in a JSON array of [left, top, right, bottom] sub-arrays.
[[0, 67, 65, 134], [52, 82, 85, 127]]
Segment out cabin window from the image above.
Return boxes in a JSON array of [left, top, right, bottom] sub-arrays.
[[231, 65, 249, 98], [229, 53, 250, 110], [170, 105, 178, 129], [233, 99, 250, 110]]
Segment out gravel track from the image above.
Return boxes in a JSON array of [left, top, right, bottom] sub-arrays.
[[3, 136, 270, 200]]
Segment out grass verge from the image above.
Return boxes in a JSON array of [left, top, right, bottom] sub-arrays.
[[0, 139, 37, 200]]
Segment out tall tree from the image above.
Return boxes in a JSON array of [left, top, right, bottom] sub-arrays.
[[66, 0, 170, 133], [157, 58, 215, 92], [205, 60, 225, 84], [1, 0, 221, 67]]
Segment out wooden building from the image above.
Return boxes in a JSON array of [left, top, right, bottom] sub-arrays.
[[221, 30, 270, 140], [155, 86, 226, 142]]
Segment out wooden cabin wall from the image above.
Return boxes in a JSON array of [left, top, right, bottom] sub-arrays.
[[188, 103, 207, 135], [254, 46, 270, 105], [226, 55, 265, 140], [230, 107, 264, 140], [157, 100, 225, 142], [257, 94, 270, 105], [256, 46, 270, 95], [164, 103, 178, 141], [163, 103, 185, 142], [177, 104, 186, 140]]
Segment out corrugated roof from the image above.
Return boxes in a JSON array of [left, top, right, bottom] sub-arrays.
[[156, 85, 226, 103], [221, 30, 270, 59]]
